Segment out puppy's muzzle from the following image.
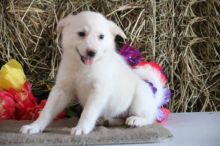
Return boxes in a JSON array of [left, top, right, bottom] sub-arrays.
[[86, 50, 96, 58], [76, 48, 96, 65]]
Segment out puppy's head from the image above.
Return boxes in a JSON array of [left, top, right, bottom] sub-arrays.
[[57, 11, 126, 65]]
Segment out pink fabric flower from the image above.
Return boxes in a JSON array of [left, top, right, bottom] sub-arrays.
[[119, 44, 171, 123], [119, 43, 144, 66], [156, 108, 170, 123]]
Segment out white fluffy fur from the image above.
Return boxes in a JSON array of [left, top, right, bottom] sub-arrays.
[[20, 11, 164, 135]]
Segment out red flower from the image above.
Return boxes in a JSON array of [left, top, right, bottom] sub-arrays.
[[8, 82, 38, 120], [0, 91, 16, 120], [0, 59, 67, 120], [31, 99, 47, 120], [0, 82, 66, 120], [55, 111, 66, 120]]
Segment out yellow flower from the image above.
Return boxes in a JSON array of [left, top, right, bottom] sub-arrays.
[[0, 59, 26, 91]]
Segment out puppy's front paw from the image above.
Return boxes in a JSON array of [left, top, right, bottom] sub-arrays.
[[20, 124, 42, 134], [126, 116, 149, 127], [71, 126, 90, 136]]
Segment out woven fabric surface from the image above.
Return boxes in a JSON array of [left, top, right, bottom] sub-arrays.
[[0, 118, 173, 146]]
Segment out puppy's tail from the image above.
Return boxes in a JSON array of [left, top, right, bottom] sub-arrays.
[[133, 62, 171, 107]]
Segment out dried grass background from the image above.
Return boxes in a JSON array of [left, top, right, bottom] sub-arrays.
[[0, 0, 219, 112]]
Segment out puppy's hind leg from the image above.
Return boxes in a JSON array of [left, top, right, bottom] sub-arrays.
[[20, 83, 73, 134], [126, 83, 158, 127]]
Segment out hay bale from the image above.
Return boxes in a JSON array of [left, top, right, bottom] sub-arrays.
[[0, 0, 219, 112]]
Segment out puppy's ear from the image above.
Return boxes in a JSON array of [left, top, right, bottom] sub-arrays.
[[108, 20, 126, 39], [57, 15, 73, 33]]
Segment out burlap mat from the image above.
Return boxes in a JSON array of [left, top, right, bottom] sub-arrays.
[[0, 118, 172, 146]]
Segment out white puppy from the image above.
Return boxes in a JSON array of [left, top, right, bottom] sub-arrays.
[[20, 11, 165, 135]]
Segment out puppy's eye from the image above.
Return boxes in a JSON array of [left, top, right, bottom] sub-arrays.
[[99, 34, 104, 40], [78, 31, 86, 37]]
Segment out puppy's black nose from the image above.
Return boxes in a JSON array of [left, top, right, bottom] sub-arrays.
[[86, 50, 96, 58]]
